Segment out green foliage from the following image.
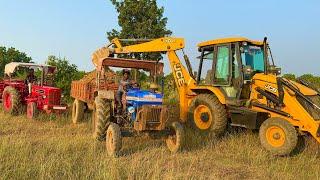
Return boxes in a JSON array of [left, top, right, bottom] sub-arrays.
[[299, 74, 320, 89], [45, 56, 85, 101], [107, 0, 172, 60], [163, 73, 178, 104], [283, 73, 320, 89], [0, 46, 32, 77], [115, 69, 151, 89], [282, 73, 296, 81]]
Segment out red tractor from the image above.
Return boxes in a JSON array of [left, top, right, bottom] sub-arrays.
[[0, 62, 67, 119]]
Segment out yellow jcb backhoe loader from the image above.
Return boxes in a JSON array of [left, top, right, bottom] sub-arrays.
[[92, 36, 320, 156]]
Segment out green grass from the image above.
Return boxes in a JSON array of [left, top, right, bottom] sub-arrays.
[[0, 110, 319, 179]]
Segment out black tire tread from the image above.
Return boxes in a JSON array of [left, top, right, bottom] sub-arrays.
[[93, 96, 111, 141], [166, 121, 185, 153], [27, 102, 38, 119], [2, 86, 21, 115], [106, 123, 122, 157], [188, 94, 227, 136], [72, 99, 84, 124], [259, 117, 298, 156]]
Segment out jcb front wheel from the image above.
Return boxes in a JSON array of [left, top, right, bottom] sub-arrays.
[[72, 99, 84, 124], [188, 94, 227, 136], [166, 121, 185, 153], [259, 117, 298, 156], [106, 123, 122, 157]]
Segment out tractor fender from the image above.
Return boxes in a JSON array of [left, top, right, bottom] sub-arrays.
[[190, 86, 226, 104]]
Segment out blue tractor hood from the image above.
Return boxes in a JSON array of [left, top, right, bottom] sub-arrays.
[[126, 88, 163, 107]]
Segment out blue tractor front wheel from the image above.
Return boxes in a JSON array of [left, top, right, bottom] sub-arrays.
[[166, 121, 185, 153]]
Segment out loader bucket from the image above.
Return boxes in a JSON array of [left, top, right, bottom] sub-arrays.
[[92, 47, 110, 71]]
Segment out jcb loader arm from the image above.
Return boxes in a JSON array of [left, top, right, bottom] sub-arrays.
[[92, 37, 197, 121]]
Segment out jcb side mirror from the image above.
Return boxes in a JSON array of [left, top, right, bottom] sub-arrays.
[[193, 71, 198, 79], [243, 65, 253, 75], [268, 65, 281, 75]]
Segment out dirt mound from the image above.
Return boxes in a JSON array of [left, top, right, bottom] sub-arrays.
[[79, 71, 96, 83], [79, 68, 116, 83]]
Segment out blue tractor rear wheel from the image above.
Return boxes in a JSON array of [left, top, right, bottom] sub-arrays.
[[93, 96, 111, 141]]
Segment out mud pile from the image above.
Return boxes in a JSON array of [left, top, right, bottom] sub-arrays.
[[79, 68, 117, 84]]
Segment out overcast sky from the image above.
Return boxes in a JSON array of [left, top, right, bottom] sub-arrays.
[[1, 0, 319, 75]]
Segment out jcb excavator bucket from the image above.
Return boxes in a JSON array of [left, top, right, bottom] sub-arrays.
[[92, 47, 110, 71]]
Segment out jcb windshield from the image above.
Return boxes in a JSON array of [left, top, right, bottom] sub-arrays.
[[241, 45, 265, 72]]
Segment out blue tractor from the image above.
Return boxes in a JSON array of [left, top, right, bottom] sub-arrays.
[[125, 88, 163, 122], [92, 58, 184, 157]]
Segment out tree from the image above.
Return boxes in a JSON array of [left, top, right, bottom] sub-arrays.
[[282, 73, 320, 90], [298, 74, 320, 89], [46, 56, 85, 101], [107, 0, 172, 60], [0, 47, 32, 77], [282, 73, 296, 81], [163, 73, 178, 104]]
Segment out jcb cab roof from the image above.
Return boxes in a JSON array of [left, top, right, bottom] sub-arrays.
[[198, 37, 264, 47], [4, 62, 56, 76]]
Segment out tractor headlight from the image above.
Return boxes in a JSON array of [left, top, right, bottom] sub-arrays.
[[127, 106, 135, 114], [43, 95, 47, 99]]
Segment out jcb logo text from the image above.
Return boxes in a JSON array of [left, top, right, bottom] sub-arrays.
[[174, 64, 185, 87]]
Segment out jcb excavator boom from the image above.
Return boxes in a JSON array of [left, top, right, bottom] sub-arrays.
[[92, 37, 197, 121]]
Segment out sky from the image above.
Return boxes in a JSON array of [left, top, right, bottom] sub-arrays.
[[1, 0, 320, 75]]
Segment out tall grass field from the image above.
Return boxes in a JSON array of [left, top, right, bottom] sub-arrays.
[[0, 109, 319, 179]]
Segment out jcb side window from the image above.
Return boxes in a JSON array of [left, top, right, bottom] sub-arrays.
[[198, 48, 214, 85], [214, 46, 230, 85]]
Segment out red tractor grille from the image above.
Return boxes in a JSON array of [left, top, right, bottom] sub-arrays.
[[48, 90, 61, 105]]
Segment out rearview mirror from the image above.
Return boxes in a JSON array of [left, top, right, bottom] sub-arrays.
[[268, 65, 281, 75], [193, 71, 198, 79], [243, 65, 253, 75]]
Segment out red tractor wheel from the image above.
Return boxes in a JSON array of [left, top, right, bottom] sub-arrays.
[[2, 86, 21, 115], [27, 102, 38, 119]]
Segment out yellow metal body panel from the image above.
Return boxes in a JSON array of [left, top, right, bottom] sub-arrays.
[[198, 37, 263, 47], [113, 37, 185, 53], [250, 73, 320, 143], [166, 51, 197, 122], [288, 80, 318, 95], [190, 86, 226, 104]]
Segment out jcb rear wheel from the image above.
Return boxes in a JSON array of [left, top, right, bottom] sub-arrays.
[[259, 117, 298, 156], [106, 123, 122, 157], [166, 121, 185, 153], [72, 99, 84, 124], [27, 102, 38, 119], [188, 94, 227, 136], [2, 86, 21, 115], [93, 96, 111, 141]]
